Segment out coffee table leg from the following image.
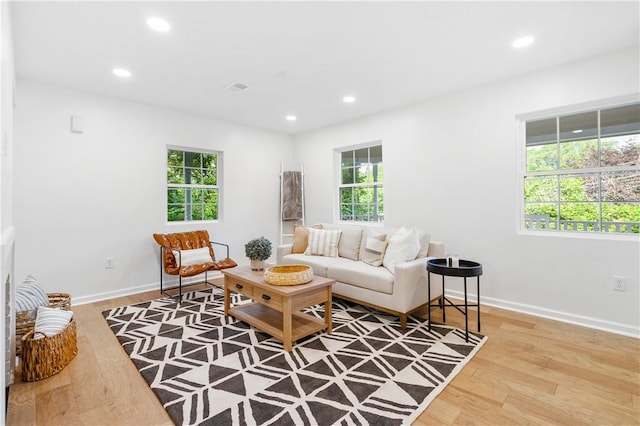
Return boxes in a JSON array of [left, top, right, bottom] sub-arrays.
[[326, 287, 332, 334], [283, 298, 292, 351]]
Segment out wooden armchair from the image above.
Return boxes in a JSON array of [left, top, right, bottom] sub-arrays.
[[152, 230, 237, 299]]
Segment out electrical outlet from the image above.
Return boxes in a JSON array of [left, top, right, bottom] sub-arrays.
[[105, 257, 115, 269], [613, 275, 626, 292]]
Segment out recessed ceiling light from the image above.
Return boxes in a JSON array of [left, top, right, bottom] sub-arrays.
[[512, 36, 535, 48], [343, 95, 356, 103], [286, 115, 297, 121], [112, 68, 132, 78], [147, 17, 171, 32]]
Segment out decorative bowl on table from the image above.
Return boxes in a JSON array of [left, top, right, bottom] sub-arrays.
[[264, 264, 313, 286]]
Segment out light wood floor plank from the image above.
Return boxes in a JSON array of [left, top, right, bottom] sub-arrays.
[[7, 283, 640, 425]]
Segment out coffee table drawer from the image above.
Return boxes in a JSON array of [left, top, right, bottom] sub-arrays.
[[231, 281, 253, 298], [254, 288, 282, 310]]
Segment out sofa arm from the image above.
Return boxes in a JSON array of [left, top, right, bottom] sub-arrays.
[[427, 240, 445, 258], [393, 257, 443, 313], [276, 244, 293, 264]]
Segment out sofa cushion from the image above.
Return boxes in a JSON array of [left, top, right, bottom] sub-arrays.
[[305, 228, 342, 257], [383, 227, 420, 273], [362, 231, 388, 267], [320, 223, 363, 261], [280, 253, 352, 277], [327, 261, 394, 295]]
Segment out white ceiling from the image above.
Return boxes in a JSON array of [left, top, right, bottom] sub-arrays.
[[10, 1, 640, 135]]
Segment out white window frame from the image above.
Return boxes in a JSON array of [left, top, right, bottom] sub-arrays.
[[166, 146, 223, 224], [516, 94, 639, 240], [335, 141, 384, 224]]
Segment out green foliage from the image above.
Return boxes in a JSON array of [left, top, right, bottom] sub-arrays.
[[244, 237, 272, 260], [340, 185, 383, 222], [525, 133, 639, 232], [167, 149, 219, 222], [340, 145, 384, 222]]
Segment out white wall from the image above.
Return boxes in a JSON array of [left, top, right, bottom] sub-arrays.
[[1, 0, 16, 412], [14, 80, 293, 303], [293, 47, 640, 337]]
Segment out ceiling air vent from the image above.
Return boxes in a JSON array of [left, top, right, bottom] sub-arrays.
[[225, 82, 250, 93]]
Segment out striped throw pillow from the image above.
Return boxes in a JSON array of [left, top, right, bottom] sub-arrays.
[[305, 228, 342, 257], [33, 306, 74, 339], [15, 275, 49, 312]]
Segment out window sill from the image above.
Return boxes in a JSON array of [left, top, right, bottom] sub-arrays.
[[517, 229, 639, 242], [166, 220, 220, 226]]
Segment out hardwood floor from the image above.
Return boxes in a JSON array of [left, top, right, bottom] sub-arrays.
[[7, 281, 640, 425]]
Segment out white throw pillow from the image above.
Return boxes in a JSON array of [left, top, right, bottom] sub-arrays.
[[34, 305, 74, 339], [172, 247, 213, 267], [305, 228, 342, 257], [362, 232, 388, 267], [383, 227, 420, 273], [15, 275, 49, 313]]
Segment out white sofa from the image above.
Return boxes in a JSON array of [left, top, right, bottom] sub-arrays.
[[276, 223, 445, 328]]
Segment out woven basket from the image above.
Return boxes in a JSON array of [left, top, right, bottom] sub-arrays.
[[264, 264, 313, 286], [21, 317, 78, 382], [16, 293, 71, 357]]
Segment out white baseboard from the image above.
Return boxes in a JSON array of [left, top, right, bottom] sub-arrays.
[[445, 289, 640, 339], [73, 272, 224, 306]]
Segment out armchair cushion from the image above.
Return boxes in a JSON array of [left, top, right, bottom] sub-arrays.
[[172, 247, 213, 267]]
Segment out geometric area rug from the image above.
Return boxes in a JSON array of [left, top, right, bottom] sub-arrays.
[[102, 287, 487, 426]]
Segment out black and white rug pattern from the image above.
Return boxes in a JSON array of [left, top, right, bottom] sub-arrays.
[[103, 287, 486, 426]]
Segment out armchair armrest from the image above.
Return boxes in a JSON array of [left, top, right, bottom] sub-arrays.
[[210, 240, 230, 259]]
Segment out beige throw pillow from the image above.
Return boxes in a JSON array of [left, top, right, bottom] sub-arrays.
[[362, 232, 388, 267], [291, 224, 322, 254], [305, 228, 342, 257]]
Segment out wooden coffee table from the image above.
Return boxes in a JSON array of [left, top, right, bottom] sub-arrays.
[[222, 265, 334, 351]]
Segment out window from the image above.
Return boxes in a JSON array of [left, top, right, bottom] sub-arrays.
[[166, 148, 220, 222], [338, 144, 383, 222], [522, 101, 639, 234]]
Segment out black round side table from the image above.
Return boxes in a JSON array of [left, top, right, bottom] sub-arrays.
[[427, 258, 483, 342]]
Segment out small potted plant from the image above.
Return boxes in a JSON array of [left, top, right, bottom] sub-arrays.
[[245, 236, 272, 271]]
